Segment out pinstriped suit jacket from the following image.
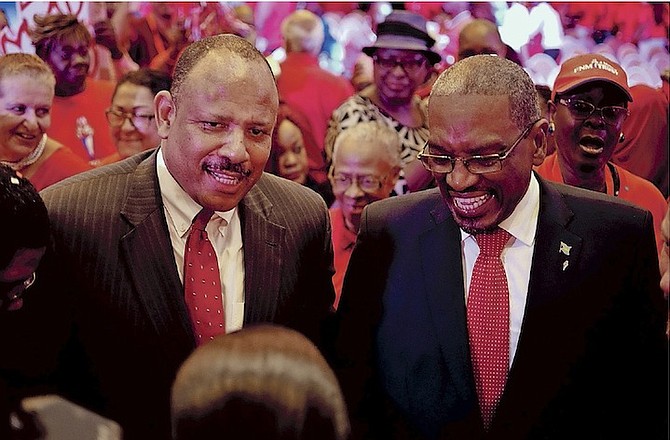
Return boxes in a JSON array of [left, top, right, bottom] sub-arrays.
[[38, 149, 336, 440]]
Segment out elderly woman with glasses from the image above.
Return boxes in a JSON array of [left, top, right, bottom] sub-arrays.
[[535, 54, 667, 254], [0, 54, 91, 191], [325, 11, 440, 196], [91, 68, 172, 167]]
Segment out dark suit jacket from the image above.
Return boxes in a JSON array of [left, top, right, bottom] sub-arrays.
[[29, 150, 335, 439], [334, 177, 668, 439]]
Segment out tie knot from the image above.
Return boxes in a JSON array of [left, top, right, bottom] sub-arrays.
[[192, 209, 214, 232], [474, 228, 511, 257]]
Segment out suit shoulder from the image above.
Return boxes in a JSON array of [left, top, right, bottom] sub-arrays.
[[546, 180, 651, 225], [256, 173, 328, 212], [366, 188, 443, 218], [40, 152, 150, 207]]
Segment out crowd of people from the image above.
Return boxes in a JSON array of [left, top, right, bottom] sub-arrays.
[[0, 2, 668, 439]]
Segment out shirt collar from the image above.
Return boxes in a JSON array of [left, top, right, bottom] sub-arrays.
[[156, 148, 237, 238], [460, 173, 540, 246]]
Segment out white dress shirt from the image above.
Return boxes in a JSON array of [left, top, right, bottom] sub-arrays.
[[462, 174, 540, 367], [156, 149, 245, 333]]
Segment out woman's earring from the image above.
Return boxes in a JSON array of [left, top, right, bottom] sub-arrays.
[[619, 132, 625, 143], [548, 122, 555, 134]]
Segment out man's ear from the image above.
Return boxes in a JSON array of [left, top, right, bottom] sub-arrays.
[[547, 100, 557, 120], [155, 90, 175, 139], [532, 119, 548, 166]]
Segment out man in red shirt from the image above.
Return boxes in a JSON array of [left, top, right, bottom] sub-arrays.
[[278, 10, 354, 185]]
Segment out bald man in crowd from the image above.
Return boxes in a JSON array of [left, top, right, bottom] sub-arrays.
[[458, 18, 522, 65]]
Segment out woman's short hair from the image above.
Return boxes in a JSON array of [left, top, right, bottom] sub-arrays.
[[112, 68, 173, 101], [0, 53, 55, 88], [171, 324, 350, 440]]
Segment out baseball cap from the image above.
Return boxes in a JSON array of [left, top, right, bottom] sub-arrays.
[[552, 53, 632, 101]]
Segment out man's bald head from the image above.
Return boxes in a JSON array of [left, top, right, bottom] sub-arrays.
[[458, 19, 506, 61]]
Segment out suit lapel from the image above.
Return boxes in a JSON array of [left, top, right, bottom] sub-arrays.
[[240, 183, 285, 323], [525, 180, 582, 314], [419, 199, 475, 402], [119, 152, 195, 349]]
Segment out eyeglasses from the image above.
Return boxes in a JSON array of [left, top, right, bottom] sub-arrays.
[[0, 272, 36, 310], [558, 98, 629, 126], [416, 121, 537, 175], [331, 173, 385, 193], [105, 109, 155, 131], [372, 54, 427, 74]]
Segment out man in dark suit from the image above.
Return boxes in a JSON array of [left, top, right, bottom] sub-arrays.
[[18, 35, 335, 440], [333, 55, 668, 439]]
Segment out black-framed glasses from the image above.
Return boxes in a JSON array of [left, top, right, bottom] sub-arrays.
[[0, 272, 36, 310], [416, 120, 538, 175], [105, 109, 155, 131], [558, 98, 629, 126], [372, 54, 427, 74], [331, 173, 385, 193]]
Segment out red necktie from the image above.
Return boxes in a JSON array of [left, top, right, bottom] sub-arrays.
[[183, 209, 225, 345], [467, 228, 511, 429]]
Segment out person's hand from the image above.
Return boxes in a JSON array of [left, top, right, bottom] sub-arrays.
[[94, 20, 123, 60]]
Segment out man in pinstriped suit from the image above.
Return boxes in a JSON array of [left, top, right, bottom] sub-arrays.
[[18, 35, 335, 440]]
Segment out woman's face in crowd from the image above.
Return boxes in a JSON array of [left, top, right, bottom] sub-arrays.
[[276, 119, 308, 184], [109, 82, 160, 158], [0, 73, 54, 162], [373, 48, 429, 108]]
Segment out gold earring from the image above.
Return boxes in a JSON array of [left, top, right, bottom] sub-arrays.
[[619, 132, 625, 143], [548, 122, 555, 134]]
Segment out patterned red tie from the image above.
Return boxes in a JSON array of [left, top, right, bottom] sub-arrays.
[[467, 227, 511, 430], [183, 209, 225, 345]]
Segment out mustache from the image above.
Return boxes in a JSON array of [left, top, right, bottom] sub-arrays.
[[203, 157, 252, 177]]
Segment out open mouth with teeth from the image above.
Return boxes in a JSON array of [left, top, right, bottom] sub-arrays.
[[204, 165, 245, 187], [451, 193, 493, 215], [578, 136, 605, 156]]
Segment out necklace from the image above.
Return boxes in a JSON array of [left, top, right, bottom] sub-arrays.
[[1, 134, 48, 171]]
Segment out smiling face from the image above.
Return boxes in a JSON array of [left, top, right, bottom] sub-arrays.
[[330, 137, 399, 233], [550, 82, 627, 176], [429, 93, 545, 233], [110, 82, 160, 158], [0, 73, 54, 162], [276, 119, 308, 184], [156, 50, 278, 212], [373, 48, 429, 108]]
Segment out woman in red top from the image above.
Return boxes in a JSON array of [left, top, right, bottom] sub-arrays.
[[0, 53, 90, 191]]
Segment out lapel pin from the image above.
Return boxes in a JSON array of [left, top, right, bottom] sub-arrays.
[[559, 241, 572, 256], [562, 260, 569, 271]]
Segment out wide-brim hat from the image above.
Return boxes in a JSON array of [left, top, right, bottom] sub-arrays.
[[363, 11, 441, 65], [552, 53, 632, 101]]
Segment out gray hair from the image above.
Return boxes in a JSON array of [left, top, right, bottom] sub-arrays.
[[281, 10, 325, 56], [430, 55, 540, 130], [331, 121, 402, 169]]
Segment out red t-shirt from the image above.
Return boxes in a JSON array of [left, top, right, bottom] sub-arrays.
[[48, 79, 116, 161], [536, 153, 667, 254]]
